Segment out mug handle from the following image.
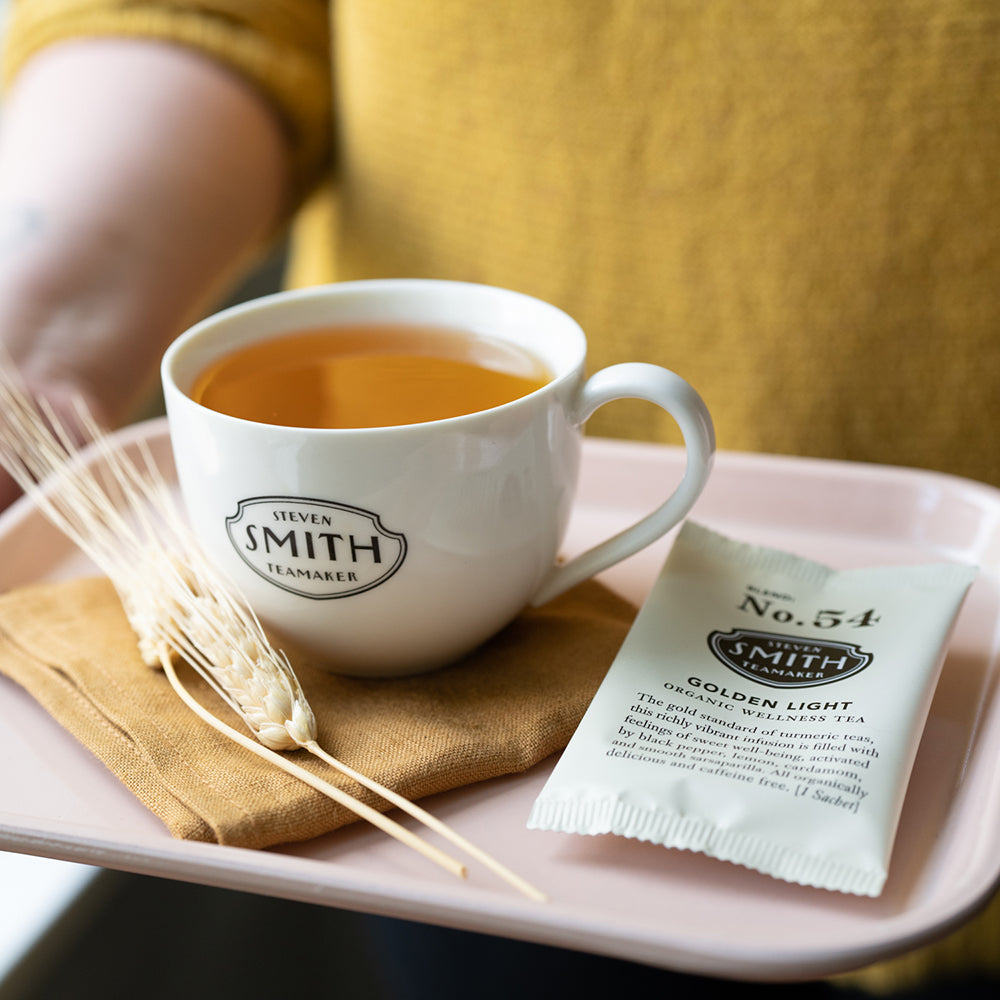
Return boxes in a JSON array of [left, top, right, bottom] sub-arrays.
[[530, 362, 715, 606]]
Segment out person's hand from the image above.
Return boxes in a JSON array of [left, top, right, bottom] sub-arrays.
[[0, 373, 110, 512]]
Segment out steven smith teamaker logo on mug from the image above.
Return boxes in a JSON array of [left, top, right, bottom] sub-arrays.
[[225, 496, 407, 599], [707, 628, 873, 688]]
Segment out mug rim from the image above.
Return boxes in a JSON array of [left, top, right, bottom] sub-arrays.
[[161, 278, 587, 434]]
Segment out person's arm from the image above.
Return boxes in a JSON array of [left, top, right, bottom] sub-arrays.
[[0, 36, 293, 507]]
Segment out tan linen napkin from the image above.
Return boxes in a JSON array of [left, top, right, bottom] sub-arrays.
[[0, 574, 635, 849]]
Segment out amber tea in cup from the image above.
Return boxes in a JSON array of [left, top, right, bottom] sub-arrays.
[[190, 323, 552, 428]]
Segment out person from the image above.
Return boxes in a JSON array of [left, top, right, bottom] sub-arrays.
[[0, 2, 997, 997]]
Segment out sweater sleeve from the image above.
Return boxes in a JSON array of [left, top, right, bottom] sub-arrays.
[[1, 0, 333, 209]]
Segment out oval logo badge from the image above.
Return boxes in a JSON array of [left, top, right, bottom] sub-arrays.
[[225, 496, 407, 599], [707, 628, 872, 688]]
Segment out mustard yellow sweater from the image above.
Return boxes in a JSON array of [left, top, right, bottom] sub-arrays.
[[4, 0, 1000, 990], [6, 0, 999, 486]]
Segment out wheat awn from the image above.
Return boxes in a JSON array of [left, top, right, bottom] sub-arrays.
[[0, 359, 546, 900]]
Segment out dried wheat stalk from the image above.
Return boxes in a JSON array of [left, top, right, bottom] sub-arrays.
[[0, 361, 546, 901]]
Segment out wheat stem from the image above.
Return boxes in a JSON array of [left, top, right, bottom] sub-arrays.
[[303, 740, 548, 901], [158, 654, 466, 878]]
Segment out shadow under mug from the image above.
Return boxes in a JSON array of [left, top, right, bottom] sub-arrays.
[[161, 279, 715, 676]]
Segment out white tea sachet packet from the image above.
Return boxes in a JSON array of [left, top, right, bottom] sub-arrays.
[[528, 521, 976, 895]]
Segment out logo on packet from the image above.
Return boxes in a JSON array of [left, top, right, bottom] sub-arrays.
[[707, 628, 872, 688], [225, 496, 407, 599]]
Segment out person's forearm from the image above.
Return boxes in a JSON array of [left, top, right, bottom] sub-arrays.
[[0, 36, 292, 428]]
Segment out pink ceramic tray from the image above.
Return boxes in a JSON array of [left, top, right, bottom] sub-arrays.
[[2, 419, 999, 982]]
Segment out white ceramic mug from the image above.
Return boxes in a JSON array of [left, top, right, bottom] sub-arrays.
[[161, 279, 715, 676]]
